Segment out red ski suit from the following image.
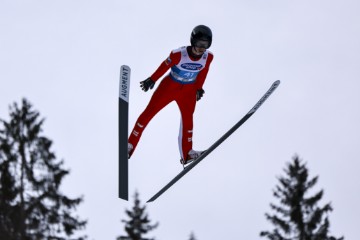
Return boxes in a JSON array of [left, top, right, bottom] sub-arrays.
[[128, 46, 214, 160]]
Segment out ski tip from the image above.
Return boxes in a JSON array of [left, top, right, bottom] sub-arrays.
[[270, 80, 281, 90], [121, 65, 131, 71], [119, 65, 131, 102]]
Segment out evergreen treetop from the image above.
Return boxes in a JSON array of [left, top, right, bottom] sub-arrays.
[[0, 99, 86, 240], [260, 155, 343, 240], [118, 191, 158, 240]]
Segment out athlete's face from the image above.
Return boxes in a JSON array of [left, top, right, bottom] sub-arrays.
[[192, 46, 206, 56]]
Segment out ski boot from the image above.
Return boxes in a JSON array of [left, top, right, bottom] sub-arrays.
[[128, 143, 133, 159], [180, 149, 205, 167]]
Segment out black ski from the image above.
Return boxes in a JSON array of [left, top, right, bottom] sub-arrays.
[[147, 80, 281, 202], [119, 65, 131, 200]]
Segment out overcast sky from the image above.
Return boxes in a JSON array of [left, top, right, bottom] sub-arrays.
[[1, 0, 359, 239]]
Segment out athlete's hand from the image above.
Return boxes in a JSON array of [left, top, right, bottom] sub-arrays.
[[140, 78, 155, 92], [196, 89, 205, 101]]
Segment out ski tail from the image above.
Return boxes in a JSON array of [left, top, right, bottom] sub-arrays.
[[119, 65, 131, 200], [147, 80, 280, 202]]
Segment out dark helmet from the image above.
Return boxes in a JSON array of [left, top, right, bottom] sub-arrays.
[[190, 25, 212, 49]]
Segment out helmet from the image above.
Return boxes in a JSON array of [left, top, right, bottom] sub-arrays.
[[190, 25, 212, 49]]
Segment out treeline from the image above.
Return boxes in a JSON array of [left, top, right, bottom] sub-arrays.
[[0, 99, 343, 240]]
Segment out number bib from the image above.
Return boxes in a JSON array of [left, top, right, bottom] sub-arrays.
[[169, 47, 208, 84]]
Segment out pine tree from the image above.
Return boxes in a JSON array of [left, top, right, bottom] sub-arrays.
[[118, 191, 158, 240], [0, 99, 86, 240], [188, 232, 197, 240], [260, 155, 343, 240]]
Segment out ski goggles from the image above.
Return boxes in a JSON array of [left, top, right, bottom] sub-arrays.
[[194, 40, 210, 49]]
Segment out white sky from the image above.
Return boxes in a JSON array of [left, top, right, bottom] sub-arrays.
[[1, 0, 359, 239]]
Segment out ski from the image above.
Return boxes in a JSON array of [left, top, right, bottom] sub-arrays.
[[119, 65, 131, 200], [147, 80, 281, 202]]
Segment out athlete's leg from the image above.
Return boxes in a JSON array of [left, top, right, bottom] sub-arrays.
[[176, 89, 197, 160], [128, 77, 176, 157]]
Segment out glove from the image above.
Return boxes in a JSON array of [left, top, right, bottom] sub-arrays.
[[140, 78, 155, 92], [196, 89, 205, 101]]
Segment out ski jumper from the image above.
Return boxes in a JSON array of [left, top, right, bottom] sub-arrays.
[[128, 46, 214, 160]]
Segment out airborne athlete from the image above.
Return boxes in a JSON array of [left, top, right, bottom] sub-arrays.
[[128, 25, 214, 165]]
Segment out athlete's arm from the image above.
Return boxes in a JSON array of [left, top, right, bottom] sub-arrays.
[[195, 52, 214, 89], [150, 51, 181, 82]]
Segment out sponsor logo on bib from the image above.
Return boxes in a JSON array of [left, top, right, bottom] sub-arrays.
[[180, 63, 203, 70]]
